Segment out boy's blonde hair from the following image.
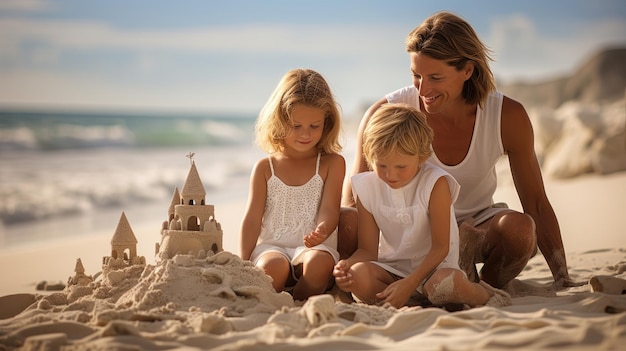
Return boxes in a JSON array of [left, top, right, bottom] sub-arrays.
[[405, 11, 496, 107], [255, 68, 342, 154], [363, 103, 433, 167]]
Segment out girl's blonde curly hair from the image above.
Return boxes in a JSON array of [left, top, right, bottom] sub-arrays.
[[255, 68, 342, 154]]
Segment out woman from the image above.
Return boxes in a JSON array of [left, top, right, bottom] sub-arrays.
[[339, 11, 578, 289]]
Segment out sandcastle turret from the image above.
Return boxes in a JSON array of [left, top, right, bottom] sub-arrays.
[[156, 159, 223, 261], [110, 212, 138, 261], [180, 161, 206, 207], [103, 212, 146, 268], [167, 187, 180, 223], [67, 258, 93, 287]]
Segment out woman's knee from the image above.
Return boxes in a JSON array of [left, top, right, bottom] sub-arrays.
[[338, 207, 359, 258], [492, 212, 537, 256]]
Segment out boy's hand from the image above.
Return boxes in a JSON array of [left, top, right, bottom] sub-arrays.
[[376, 278, 416, 308], [333, 260, 353, 292]]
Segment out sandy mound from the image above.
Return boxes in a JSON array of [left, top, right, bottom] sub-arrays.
[[1, 248, 626, 350], [0, 250, 295, 350], [114, 251, 293, 315]]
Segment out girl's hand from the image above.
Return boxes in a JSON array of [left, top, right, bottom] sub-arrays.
[[333, 260, 353, 292], [376, 278, 415, 308], [304, 223, 330, 247]]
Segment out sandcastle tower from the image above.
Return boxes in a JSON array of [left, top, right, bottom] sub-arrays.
[[103, 212, 146, 268], [67, 258, 93, 287], [111, 212, 138, 260], [156, 160, 223, 260]]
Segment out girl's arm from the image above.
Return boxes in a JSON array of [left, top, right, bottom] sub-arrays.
[[240, 159, 268, 260], [304, 153, 345, 247]]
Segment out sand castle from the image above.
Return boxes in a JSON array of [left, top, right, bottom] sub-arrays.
[[64, 157, 225, 292], [95, 158, 223, 272], [156, 160, 223, 261], [61, 155, 292, 311]]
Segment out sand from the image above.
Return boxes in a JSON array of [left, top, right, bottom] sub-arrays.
[[1, 171, 625, 350]]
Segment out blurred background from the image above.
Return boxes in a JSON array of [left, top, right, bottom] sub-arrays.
[[0, 0, 625, 253]]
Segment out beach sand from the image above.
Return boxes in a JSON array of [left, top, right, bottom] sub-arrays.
[[0, 171, 625, 350]]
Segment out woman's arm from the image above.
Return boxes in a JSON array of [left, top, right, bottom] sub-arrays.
[[239, 159, 269, 260], [343, 197, 380, 266], [342, 97, 388, 207], [501, 96, 572, 285], [333, 197, 380, 290]]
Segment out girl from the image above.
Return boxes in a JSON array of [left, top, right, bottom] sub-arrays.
[[333, 103, 508, 308], [240, 68, 345, 301]]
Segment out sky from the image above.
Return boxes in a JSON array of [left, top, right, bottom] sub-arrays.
[[1, 0, 625, 117]]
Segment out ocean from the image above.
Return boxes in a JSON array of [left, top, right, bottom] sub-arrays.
[[0, 109, 266, 250]]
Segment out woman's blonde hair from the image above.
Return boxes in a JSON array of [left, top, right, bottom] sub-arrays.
[[405, 11, 496, 107], [255, 68, 342, 154], [363, 103, 433, 167]]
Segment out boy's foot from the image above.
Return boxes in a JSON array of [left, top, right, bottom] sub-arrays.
[[480, 280, 512, 307]]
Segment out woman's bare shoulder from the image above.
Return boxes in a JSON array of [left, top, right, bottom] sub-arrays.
[[500, 94, 534, 152]]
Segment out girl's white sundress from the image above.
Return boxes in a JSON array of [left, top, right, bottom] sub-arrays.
[[250, 153, 339, 266]]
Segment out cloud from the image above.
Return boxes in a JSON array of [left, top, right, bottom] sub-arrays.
[[3, 10, 624, 113], [0, 17, 410, 113], [0, 17, 405, 57], [487, 14, 626, 82], [0, 0, 52, 12]]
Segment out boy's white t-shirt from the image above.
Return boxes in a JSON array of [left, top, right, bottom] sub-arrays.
[[351, 163, 460, 278]]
